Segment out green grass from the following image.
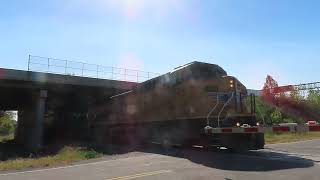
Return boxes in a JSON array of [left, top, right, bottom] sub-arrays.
[[265, 132, 320, 144], [0, 147, 102, 171]]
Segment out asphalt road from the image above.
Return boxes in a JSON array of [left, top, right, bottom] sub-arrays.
[[1, 140, 320, 180]]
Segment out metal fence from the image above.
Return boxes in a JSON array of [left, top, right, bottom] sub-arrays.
[[27, 55, 160, 82]]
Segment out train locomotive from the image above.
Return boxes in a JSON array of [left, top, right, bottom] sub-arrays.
[[89, 62, 264, 151]]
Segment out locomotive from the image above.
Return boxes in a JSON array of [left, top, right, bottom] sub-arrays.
[[89, 62, 264, 151]]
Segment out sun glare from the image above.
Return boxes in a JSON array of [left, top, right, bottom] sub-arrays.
[[105, 0, 187, 20]]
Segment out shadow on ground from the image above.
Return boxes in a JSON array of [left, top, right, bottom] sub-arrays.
[[0, 140, 315, 172], [174, 148, 314, 171], [0, 141, 30, 161], [94, 143, 315, 172]]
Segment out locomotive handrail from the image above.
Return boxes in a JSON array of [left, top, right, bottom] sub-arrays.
[[206, 94, 220, 126], [110, 90, 133, 99], [217, 92, 234, 127]]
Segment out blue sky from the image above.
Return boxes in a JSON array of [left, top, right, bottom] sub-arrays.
[[1, 0, 320, 89]]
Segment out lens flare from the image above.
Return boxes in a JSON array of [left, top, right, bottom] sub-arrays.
[[118, 53, 144, 70], [104, 0, 192, 21]]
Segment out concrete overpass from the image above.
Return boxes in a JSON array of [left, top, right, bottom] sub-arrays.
[[0, 67, 138, 151]]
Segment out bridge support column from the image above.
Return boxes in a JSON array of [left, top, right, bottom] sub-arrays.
[[15, 90, 47, 151]]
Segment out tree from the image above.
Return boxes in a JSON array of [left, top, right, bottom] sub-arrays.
[[307, 89, 320, 107], [262, 75, 279, 98], [0, 111, 16, 136], [305, 89, 320, 121]]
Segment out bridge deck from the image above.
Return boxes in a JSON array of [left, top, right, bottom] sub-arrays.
[[0, 68, 137, 90]]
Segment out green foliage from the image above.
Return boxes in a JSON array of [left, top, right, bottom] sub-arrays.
[[254, 97, 277, 125], [0, 133, 14, 142], [270, 109, 282, 124], [0, 111, 16, 136], [307, 89, 320, 108], [253, 88, 320, 124], [81, 149, 101, 159]]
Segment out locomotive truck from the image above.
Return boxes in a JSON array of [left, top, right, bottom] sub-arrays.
[[88, 62, 264, 151]]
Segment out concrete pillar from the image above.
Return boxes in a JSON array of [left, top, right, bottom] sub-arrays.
[[32, 90, 47, 150], [15, 90, 47, 151]]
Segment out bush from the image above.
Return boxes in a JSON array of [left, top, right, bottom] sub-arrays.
[[82, 150, 100, 159]]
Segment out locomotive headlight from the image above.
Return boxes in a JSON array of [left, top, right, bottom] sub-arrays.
[[236, 122, 241, 127], [229, 80, 234, 88], [256, 122, 260, 126]]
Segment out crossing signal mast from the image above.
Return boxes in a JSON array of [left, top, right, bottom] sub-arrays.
[[264, 81, 320, 95]]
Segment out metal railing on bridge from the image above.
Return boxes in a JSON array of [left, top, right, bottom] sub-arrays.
[[27, 55, 160, 83]]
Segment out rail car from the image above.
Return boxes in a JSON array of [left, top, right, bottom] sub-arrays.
[[89, 62, 264, 151]]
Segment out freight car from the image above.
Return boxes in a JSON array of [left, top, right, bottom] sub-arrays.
[[89, 62, 264, 151]]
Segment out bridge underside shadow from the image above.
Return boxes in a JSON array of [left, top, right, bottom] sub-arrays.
[[0, 69, 137, 151]]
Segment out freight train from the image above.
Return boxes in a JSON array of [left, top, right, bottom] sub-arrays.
[[88, 62, 264, 151]]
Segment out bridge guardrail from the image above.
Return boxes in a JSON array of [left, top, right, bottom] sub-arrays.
[[27, 55, 160, 83]]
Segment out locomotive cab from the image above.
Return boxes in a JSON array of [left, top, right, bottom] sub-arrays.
[[216, 76, 258, 128]]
